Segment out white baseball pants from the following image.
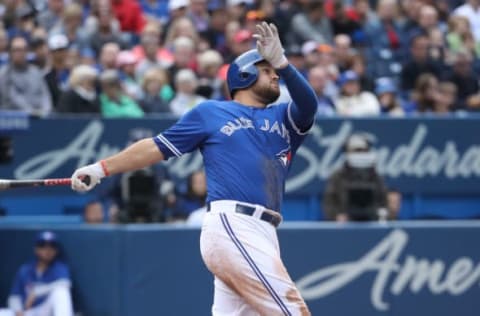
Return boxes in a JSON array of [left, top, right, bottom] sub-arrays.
[[200, 200, 310, 316], [0, 286, 74, 316]]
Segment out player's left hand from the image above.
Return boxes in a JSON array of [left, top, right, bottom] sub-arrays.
[[253, 22, 288, 69], [71, 162, 105, 192]]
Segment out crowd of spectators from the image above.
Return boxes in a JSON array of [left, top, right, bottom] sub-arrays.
[[1, 0, 480, 222], [0, 0, 478, 118]]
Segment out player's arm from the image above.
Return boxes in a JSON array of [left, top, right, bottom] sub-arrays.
[[71, 104, 209, 192], [254, 22, 317, 132], [71, 139, 164, 192], [278, 65, 317, 132]]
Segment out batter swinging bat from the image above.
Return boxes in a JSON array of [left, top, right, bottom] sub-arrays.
[[0, 177, 90, 190]]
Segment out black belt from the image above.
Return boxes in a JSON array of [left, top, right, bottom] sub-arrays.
[[207, 202, 281, 228]]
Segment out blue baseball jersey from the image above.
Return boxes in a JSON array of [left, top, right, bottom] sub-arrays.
[[155, 100, 310, 211], [154, 64, 317, 212], [9, 260, 71, 308]]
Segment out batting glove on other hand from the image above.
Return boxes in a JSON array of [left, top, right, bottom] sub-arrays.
[[71, 162, 105, 192], [253, 22, 288, 69]]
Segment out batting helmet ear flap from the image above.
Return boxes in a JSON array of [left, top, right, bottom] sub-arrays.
[[227, 49, 265, 97]]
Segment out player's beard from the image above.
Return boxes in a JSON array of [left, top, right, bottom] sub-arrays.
[[252, 82, 280, 105]]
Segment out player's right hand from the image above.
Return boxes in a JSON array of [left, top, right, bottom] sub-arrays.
[[71, 162, 105, 192], [253, 22, 288, 69]]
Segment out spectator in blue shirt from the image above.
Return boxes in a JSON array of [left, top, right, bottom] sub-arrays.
[[6, 231, 74, 316]]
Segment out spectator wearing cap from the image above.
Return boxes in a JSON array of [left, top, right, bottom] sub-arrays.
[[244, 9, 267, 35], [57, 64, 100, 114], [301, 40, 321, 69], [288, 1, 333, 48], [45, 34, 70, 109], [37, 0, 65, 32], [374, 77, 405, 116], [6, 231, 74, 316], [225, 28, 254, 63], [334, 70, 381, 116], [313, 43, 341, 100], [0, 36, 52, 117], [139, 67, 173, 114], [167, 0, 189, 20], [169, 68, 206, 116], [99, 69, 144, 118], [116, 50, 142, 101]]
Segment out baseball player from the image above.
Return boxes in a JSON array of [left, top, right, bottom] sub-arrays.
[[3, 231, 74, 316], [71, 22, 316, 315]]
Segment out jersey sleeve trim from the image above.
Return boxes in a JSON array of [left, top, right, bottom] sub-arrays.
[[287, 101, 311, 135], [156, 134, 182, 157]]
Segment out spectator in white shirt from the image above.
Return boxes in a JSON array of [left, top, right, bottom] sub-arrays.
[[334, 70, 381, 116]]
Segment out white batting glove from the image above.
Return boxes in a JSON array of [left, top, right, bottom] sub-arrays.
[[253, 22, 288, 69], [71, 162, 106, 192]]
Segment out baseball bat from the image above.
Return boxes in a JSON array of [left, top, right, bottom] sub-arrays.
[[0, 177, 90, 190]]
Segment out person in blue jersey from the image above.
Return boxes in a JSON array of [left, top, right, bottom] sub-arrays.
[[70, 22, 316, 316], [6, 231, 74, 316]]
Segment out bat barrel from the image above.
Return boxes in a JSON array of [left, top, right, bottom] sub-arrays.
[[0, 178, 72, 190]]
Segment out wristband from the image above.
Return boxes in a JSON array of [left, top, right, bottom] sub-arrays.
[[100, 160, 110, 177]]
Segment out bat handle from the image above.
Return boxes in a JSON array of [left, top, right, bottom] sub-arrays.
[[44, 178, 71, 186], [82, 175, 91, 186]]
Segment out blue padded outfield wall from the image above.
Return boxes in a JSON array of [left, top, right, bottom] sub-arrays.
[[0, 116, 480, 219], [1, 222, 480, 316]]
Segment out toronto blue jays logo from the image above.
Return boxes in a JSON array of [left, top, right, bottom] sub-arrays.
[[276, 148, 292, 167]]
